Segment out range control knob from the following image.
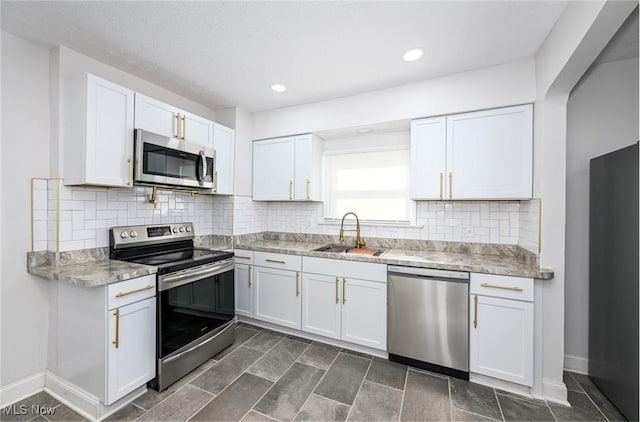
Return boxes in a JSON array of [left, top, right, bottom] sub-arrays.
[[179, 227, 185, 233], [186, 226, 192, 232], [130, 231, 138, 238], [120, 231, 129, 239], [172, 227, 179, 233]]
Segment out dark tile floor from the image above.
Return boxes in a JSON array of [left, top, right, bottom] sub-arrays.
[[2, 323, 626, 422]]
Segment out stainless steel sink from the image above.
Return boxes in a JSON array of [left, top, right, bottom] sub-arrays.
[[313, 244, 353, 253], [312, 244, 387, 256]]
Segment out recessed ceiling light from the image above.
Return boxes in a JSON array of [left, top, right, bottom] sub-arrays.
[[402, 48, 424, 62], [270, 83, 287, 92], [357, 128, 373, 134]]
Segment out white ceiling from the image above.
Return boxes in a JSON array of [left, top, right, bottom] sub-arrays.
[[1, 1, 567, 113]]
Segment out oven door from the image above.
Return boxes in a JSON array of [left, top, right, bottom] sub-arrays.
[[155, 258, 234, 390], [134, 129, 215, 189]]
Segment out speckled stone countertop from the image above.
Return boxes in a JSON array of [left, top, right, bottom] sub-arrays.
[[27, 249, 157, 287], [234, 235, 554, 280]]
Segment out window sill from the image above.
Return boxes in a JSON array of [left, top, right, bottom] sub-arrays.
[[318, 219, 423, 229]]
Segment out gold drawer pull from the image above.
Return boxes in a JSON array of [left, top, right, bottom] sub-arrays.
[[235, 256, 251, 260], [174, 113, 179, 138], [480, 282, 523, 292], [335, 277, 339, 304], [181, 115, 186, 140], [439, 172, 443, 200], [296, 272, 300, 297], [449, 172, 453, 200], [112, 309, 120, 348], [342, 278, 347, 304], [248, 265, 252, 288], [306, 179, 311, 200], [289, 180, 293, 200], [127, 157, 133, 188], [265, 259, 286, 264], [115, 284, 154, 298]]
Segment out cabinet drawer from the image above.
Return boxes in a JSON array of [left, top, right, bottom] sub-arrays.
[[470, 273, 533, 302], [303, 257, 386, 283], [108, 275, 156, 310], [254, 251, 301, 271], [234, 249, 254, 264]]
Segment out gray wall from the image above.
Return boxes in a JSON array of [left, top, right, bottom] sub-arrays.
[[565, 57, 639, 371]]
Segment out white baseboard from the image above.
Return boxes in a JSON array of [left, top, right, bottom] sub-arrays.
[[45, 371, 146, 421], [542, 377, 570, 406], [0, 371, 45, 407], [564, 354, 588, 374]]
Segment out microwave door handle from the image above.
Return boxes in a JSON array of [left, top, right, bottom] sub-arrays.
[[198, 151, 206, 186]]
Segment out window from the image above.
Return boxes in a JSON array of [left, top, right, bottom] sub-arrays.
[[324, 147, 410, 222]]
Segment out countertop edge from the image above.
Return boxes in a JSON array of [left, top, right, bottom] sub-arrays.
[[27, 259, 158, 287]]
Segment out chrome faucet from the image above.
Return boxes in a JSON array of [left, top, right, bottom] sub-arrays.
[[338, 212, 366, 249]]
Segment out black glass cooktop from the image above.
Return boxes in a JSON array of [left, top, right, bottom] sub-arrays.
[[127, 248, 234, 274]]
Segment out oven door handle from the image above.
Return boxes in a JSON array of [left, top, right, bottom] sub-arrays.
[[159, 259, 234, 291]]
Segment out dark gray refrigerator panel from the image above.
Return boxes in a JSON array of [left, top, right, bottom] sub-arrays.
[[589, 142, 638, 422]]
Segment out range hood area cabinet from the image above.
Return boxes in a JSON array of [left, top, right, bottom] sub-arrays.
[[411, 104, 533, 200], [64, 73, 136, 188], [253, 134, 323, 201], [134, 93, 214, 149]]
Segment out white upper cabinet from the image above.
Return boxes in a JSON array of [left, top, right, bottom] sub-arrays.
[[213, 123, 235, 195], [253, 134, 323, 201], [410, 104, 533, 200], [410, 116, 447, 200], [134, 93, 214, 149], [64, 73, 135, 188]]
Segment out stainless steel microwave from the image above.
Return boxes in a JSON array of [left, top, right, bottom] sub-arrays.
[[134, 129, 215, 189]]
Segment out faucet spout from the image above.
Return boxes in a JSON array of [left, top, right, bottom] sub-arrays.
[[338, 212, 366, 249]]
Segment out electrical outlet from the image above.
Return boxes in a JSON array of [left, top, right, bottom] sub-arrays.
[[462, 226, 473, 236]]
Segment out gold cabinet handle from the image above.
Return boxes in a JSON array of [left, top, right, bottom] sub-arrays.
[[439, 172, 443, 200], [335, 277, 339, 304], [449, 172, 452, 200], [248, 265, 252, 288], [235, 255, 251, 260], [296, 272, 300, 297], [480, 282, 523, 292], [306, 179, 311, 200], [174, 113, 179, 138], [115, 284, 154, 298], [342, 278, 346, 304], [473, 295, 478, 329], [181, 115, 186, 140], [289, 180, 293, 200], [214, 171, 218, 193], [265, 259, 286, 264], [112, 309, 120, 348], [127, 156, 133, 188]]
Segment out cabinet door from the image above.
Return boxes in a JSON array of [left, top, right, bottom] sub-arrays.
[[183, 111, 214, 149], [253, 266, 301, 329], [134, 93, 179, 139], [446, 105, 533, 199], [84, 75, 135, 188], [213, 123, 235, 194], [235, 264, 253, 318], [293, 134, 322, 200], [301, 273, 341, 340], [410, 117, 447, 200], [469, 294, 533, 386], [253, 137, 295, 200], [107, 297, 156, 404], [341, 278, 387, 350]]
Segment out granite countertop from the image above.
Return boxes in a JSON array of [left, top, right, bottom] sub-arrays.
[[27, 249, 158, 287], [234, 239, 554, 279]]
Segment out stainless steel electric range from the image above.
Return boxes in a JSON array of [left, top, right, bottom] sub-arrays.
[[109, 222, 235, 391]]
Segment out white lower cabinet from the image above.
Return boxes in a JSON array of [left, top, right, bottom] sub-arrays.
[[469, 273, 534, 386], [52, 274, 157, 406], [107, 296, 156, 402], [301, 257, 387, 351], [254, 266, 302, 329], [235, 263, 253, 318]]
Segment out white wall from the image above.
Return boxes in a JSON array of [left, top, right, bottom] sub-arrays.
[[251, 58, 536, 140], [565, 57, 639, 372], [0, 32, 51, 390]]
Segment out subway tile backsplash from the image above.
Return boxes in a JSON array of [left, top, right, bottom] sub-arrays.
[[32, 182, 539, 254]]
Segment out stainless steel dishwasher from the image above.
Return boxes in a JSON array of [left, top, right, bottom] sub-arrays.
[[388, 265, 469, 380]]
